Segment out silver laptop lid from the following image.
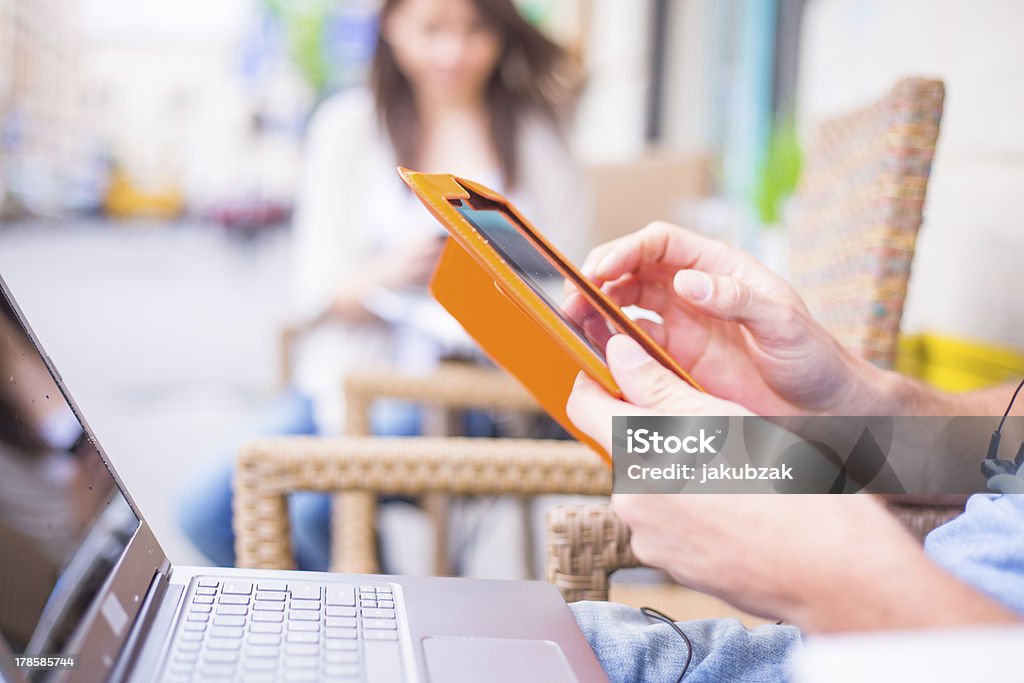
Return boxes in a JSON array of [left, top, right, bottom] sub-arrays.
[[1, 276, 169, 682]]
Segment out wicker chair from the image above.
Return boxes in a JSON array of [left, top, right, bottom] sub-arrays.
[[276, 312, 552, 574], [234, 436, 611, 573], [338, 362, 543, 575], [544, 77, 955, 603], [788, 77, 945, 368]]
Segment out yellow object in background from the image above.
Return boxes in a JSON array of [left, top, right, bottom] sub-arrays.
[[898, 334, 1024, 392], [104, 168, 185, 220]]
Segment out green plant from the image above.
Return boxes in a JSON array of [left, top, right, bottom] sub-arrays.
[[752, 114, 802, 226]]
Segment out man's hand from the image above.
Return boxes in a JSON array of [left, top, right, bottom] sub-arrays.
[[566, 334, 751, 454], [612, 493, 1020, 632], [579, 222, 897, 417]]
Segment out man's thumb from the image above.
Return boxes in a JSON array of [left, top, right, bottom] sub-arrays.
[[606, 334, 696, 411]]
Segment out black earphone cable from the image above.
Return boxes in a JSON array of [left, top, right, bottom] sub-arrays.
[[997, 378, 1024, 434], [640, 606, 693, 683]]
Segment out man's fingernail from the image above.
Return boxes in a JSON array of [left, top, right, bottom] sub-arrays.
[[608, 335, 649, 368], [675, 270, 712, 302]]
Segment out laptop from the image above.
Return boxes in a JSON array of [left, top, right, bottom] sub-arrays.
[[0, 276, 608, 683]]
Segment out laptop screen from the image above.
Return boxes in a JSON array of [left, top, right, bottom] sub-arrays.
[[0, 289, 139, 659]]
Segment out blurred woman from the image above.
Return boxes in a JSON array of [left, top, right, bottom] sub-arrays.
[[179, 0, 590, 570]]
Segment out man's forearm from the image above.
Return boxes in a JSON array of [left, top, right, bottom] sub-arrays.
[[797, 552, 1020, 633], [848, 359, 1020, 417]]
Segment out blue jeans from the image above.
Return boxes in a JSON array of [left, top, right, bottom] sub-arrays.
[[570, 601, 800, 682], [177, 390, 422, 571]]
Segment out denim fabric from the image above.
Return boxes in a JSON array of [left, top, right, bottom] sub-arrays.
[[570, 601, 799, 683], [924, 493, 1024, 614], [177, 390, 422, 571], [572, 492, 1024, 682]]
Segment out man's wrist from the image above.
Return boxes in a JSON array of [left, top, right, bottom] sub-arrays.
[[839, 357, 957, 417]]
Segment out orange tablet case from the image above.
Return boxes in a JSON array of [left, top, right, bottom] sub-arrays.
[[398, 168, 702, 465]]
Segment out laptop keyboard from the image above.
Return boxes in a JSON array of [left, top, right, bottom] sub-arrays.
[[160, 578, 403, 682]]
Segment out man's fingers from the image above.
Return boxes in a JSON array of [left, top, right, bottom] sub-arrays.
[[605, 334, 704, 411], [565, 371, 641, 453], [590, 222, 745, 283], [673, 269, 806, 348]]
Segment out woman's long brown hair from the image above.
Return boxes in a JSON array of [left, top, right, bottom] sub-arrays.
[[371, 0, 580, 189]]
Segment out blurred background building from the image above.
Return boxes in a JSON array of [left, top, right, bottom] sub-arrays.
[[1, 0, 1023, 567]]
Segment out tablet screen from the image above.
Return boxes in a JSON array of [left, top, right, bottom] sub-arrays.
[[453, 201, 614, 360]]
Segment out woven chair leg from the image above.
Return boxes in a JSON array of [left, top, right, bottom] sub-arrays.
[[234, 447, 294, 570], [421, 493, 451, 576], [546, 504, 638, 603], [331, 491, 380, 574], [517, 496, 537, 579]]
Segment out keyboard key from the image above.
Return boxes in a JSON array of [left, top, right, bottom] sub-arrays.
[[286, 621, 319, 632], [183, 622, 207, 632], [255, 591, 286, 602], [250, 622, 282, 633], [209, 627, 244, 639], [258, 581, 287, 592], [180, 631, 204, 642], [325, 639, 359, 650], [198, 664, 235, 677], [192, 595, 214, 605], [376, 587, 393, 595], [286, 632, 319, 644], [283, 670, 318, 681], [326, 586, 356, 607], [377, 600, 396, 609], [243, 674, 277, 683], [364, 630, 399, 641], [325, 628, 358, 640], [359, 585, 377, 593], [247, 633, 280, 646], [198, 579, 220, 588], [284, 655, 318, 668], [204, 650, 239, 663], [186, 612, 209, 623], [218, 595, 249, 606], [222, 580, 253, 595], [212, 616, 245, 627], [362, 619, 397, 630], [243, 658, 278, 671], [325, 651, 359, 664], [289, 598, 320, 611], [195, 587, 217, 596], [253, 601, 285, 612], [325, 617, 356, 629], [252, 612, 284, 623], [361, 608, 395, 620], [326, 606, 357, 618], [216, 605, 247, 616], [189, 604, 212, 614], [290, 584, 321, 600], [207, 639, 242, 651], [177, 641, 201, 653], [175, 651, 199, 663], [360, 600, 378, 609], [324, 664, 361, 679], [246, 645, 280, 658], [288, 611, 320, 622]]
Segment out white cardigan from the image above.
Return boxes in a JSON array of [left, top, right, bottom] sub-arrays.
[[290, 89, 592, 433]]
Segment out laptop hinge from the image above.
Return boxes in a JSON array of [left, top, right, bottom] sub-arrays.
[[107, 569, 174, 683]]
